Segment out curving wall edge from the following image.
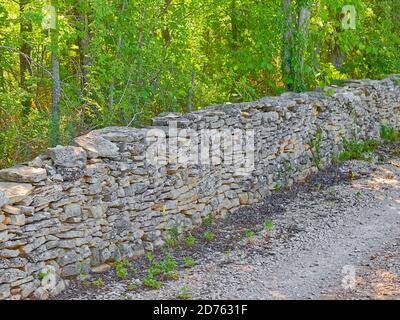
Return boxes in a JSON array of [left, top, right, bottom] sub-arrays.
[[0, 75, 399, 299]]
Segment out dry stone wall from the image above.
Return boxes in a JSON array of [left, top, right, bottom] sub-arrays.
[[0, 76, 399, 299]]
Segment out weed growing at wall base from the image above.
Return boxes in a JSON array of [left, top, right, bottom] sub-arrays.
[[337, 137, 377, 161], [380, 126, 399, 143]]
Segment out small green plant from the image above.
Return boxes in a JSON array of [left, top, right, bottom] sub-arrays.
[[169, 225, 179, 240], [176, 287, 192, 299], [337, 137, 378, 161], [316, 183, 322, 191], [323, 87, 335, 96], [203, 216, 213, 226], [160, 255, 178, 274], [147, 263, 163, 278], [308, 129, 322, 170], [127, 282, 138, 291], [166, 272, 179, 280], [245, 230, 256, 238], [380, 125, 398, 142], [92, 278, 104, 287], [37, 271, 47, 281], [167, 225, 179, 248], [184, 234, 196, 247], [203, 231, 214, 241], [355, 191, 362, 199], [146, 255, 178, 283], [274, 184, 282, 192], [183, 256, 195, 268], [263, 218, 274, 230], [81, 280, 91, 286], [351, 171, 358, 180], [166, 238, 177, 249], [115, 258, 129, 279], [143, 276, 162, 290], [146, 252, 154, 263]]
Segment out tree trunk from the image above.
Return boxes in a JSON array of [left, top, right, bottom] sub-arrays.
[[282, 0, 294, 90], [296, 5, 311, 90], [50, 0, 61, 147], [19, 0, 32, 116], [108, 0, 127, 113], [77, 9, 91, 95], [187, 70, 196, 113], [19, 0, 32, 87], [230, 0, 238, 51]]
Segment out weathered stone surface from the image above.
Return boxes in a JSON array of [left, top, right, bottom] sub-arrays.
[[0, 182, 33, 205], [0, 230, 8, 242], [50, 279, 68, 296], [8, 214, 26, 226], [58, 251, 80, 266], [0, 191, 8, 208], [2, 205, 21, 215], [47, 145, 87, 168], [0, 269, 26, 283], [0, 249, 20, 258], [60, 203, 82, 221], [91, 263, 111, 273], [0, 284, 11, 300], [0, 166, 46, 183], [74, 133, 119, 158], [20, 281, 38, 298], [93, 127, 146, 143]]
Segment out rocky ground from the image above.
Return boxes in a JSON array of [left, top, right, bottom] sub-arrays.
[[56, 143, 400, 300]]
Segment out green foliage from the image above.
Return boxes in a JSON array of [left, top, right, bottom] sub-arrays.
[[160, 255, 178, 275], [168, 225, 179, 239], [263, 218, 274, 231], [37, 271, 47, 281], [203, 216, 213, 226], [92, 278, 104, 287], [184, 234, 196, 248], [166, 225, 179, 248], [176, 287, 192, 299], [127, 282, 138, 291], [380, 126, 398, 143], [203, 231, 214, 242], [183, 256, 195, 268], [115, 258, 129, 279], [245, 230, 256, 238], [144, 254, 178, 288], [146, 252, 154, 263], [323, 88, 336, 97], [337, 136, 377, 161], [143, 276, 162, 290]]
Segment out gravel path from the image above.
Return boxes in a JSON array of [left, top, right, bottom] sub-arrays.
[[57, 146, 400, 300]]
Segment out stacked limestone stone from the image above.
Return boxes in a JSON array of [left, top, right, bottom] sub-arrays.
[[0, 76, 399, 299]]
